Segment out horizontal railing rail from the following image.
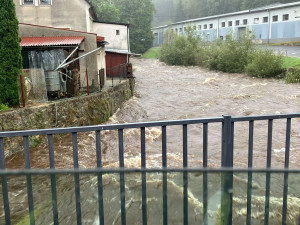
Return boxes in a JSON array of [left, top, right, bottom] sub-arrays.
[[1, 113, 300, 225]]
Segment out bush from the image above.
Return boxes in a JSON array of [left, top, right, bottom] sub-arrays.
[[284, 67, 300, 83], [0, 103, 10, 112], [159, 27, 203, 66], [204, 33, 254, 73], [245, 49, 283, 78]]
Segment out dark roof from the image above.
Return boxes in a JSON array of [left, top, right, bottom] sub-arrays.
[[93, 21, 130, 27]]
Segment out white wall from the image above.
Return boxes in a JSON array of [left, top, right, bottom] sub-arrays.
[[93, 23, 129, 51]]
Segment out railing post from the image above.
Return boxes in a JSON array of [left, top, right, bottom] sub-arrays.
[[86, 68, 90, 95], [20, 73, 26, 107], [221, 115, 233, 225]]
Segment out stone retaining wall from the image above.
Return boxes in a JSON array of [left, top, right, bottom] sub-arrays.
[[0, 80, 134, 157]]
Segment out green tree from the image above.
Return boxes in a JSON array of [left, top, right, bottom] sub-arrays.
[[90, 0, 120, 23], [114, 0, 155, 53], [0, 0, 22, 106]]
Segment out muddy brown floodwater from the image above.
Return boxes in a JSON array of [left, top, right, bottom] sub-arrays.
[[1, 58, 300, 224]]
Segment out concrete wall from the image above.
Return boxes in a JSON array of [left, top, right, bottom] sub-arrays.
[[19, 23, 102, 90], [0, 80, 135, 157], [93, 22, 129, 50], [14, 0, 93, 32]]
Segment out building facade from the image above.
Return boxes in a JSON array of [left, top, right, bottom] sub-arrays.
[[14, 0, 95, 32], [152, 2, 300, 46]]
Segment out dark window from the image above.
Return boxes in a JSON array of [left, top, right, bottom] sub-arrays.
[[221, 22, 225, 27], [179, 28, 182, 32], [273, 15, 278, 22], [184, 27, 186, 31], [40, 0, 50, 4], [228, 21, 232, 27], [283, 14, 289, 21], [263, 17, 268, 23], [116, 30, 120, 35], [220, 36, 224, 40], [204, 24, 207, 29], [243, 19, 247, 25], [193, 26, 196, 30], [24, 0, 34, 4], [209, 24, 213, 28], [235, 20, 240, 26], [198, 25, 202, 30], [175, 28, 178, 32]]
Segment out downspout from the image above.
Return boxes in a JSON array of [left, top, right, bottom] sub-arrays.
[[127, 25, 130, 63]]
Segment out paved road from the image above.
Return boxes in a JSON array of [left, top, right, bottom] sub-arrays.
[[265, 45, 300, 57]]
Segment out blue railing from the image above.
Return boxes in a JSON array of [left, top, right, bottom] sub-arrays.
[[1, 114, 300, 225]]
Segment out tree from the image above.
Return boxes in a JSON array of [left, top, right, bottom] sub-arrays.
[[90, 0, 120, 23], [0, 0, 22, 106]]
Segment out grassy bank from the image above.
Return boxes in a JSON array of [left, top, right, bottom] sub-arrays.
[[142, 47, 160, 59], [282, 57, 300, 69]]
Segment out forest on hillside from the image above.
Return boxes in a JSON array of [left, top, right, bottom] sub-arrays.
[[90, 0, 154, 53], [152, 0, 299, 27]]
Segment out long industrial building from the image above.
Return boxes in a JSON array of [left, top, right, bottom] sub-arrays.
[[152, 1, 300, 46]]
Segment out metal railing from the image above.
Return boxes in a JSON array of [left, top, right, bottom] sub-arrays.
[[1, 113, 300, 225]]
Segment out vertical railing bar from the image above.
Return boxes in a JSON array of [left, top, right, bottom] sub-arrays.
[[203, 123, 208, 225], [118, 129, 126, 225], [221, 115, 233, 225], [282, 118, 291, 225], [264, 119, 273, 225], [247, 121, 254, 225], [47, 134, 58, 225], [72, 132, 82, 225], [96, 131, 104, 225], [162, 126, 168, 225], [183, 124, 188, 225], [141, 127, 147, 225], [23, 136, 35, 225], [0, 137, 11, 225]]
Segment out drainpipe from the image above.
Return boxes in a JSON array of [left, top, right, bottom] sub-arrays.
[[127, 25, 130, 63], [217, 17, 220, 39]]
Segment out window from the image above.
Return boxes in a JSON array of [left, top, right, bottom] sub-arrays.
[[243, 19, 247, 25], [283, 14, 289, 21], [184, 27, 186, 31], [175, 28, 178, 32], [116, 30, 120, 35], [209, 24, 213, 29], [273, 15, 278, 22], [221, 22, 225, 27], [23, 0, 34, 4], [198, 25, 202, 30], [204, 24, 207, 29], [40, 0, 50, 4], [228, 21, 232, 27], [263, 17, 268, 23], [235, 20, 240, 26], [179, 28, 182, 32], [220, 36, 224, 40], [254, 18, 259, 24], [193, 26, 196, 30]]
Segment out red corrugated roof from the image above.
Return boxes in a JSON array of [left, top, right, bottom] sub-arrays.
[[21, 36, 85, 47], [97, 36, 105, 42]]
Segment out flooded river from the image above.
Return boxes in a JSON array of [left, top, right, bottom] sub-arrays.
[[1, 58, 300, 224]]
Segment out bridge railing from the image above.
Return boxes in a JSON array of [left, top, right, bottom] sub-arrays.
[[1, 113, 300, 225]]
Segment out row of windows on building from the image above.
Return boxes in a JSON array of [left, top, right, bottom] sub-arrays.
[[22, 0, 51, 5], [172, 14, 290, 32]]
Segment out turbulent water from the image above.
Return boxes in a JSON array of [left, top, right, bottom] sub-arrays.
[[1, 58, 300, 224]]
